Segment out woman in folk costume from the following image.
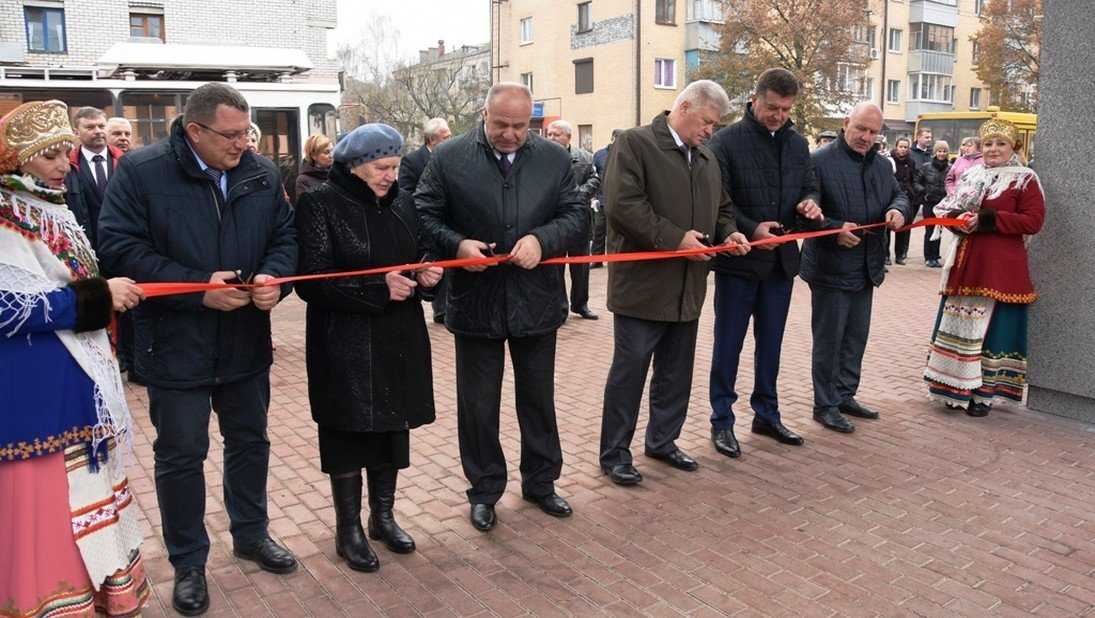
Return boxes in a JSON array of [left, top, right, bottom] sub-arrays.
[[923, 117, 1045, 417], [0, 101, 150, 617]]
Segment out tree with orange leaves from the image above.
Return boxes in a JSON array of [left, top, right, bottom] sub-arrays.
[[971, 0, 1041, 112]]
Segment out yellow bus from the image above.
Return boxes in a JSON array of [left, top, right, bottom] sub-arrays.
[[914, 107, 1037, 162]]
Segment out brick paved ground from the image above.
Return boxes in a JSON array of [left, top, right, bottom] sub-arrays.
[[125, 229, 1095, 616]]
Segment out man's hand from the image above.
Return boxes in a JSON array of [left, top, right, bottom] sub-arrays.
[[958, 211, 978, 233], [885, 209, 906, 231], [722, 231, 752, 256], [751, 221, 783, 250], [509, 234, 542, 269], [678, 230, 712, 262], [415, 266, 444, 288], [456, 239, 497, 272], [795, 198, 823, 221], [386, 271, 417, 301], [250, 274, 281, 311], [202, 271, 252, 312], [107, 277, 145, 313], [836, 222, 861, 248]]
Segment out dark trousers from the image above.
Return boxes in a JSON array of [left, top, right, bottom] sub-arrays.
[[600, 315, 699, 467], [148, 371, 271, 569], [431, 272, 449, 318], [922, 204, 941, 260], [809, 284, 874, 410], [591, 207, 607, 256], [883, 229, 911, 260], [116, 311, 135, 372], [455, 332, 562, 504], [567, 208, 592, 309], [709, 273, 793, 429]]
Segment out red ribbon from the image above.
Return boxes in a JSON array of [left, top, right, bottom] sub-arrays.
[[136, 218, 964, 299]]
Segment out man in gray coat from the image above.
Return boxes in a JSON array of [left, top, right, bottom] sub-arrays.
[[801, 102, 911, 434], [598, 80, 751, 486], [546, 119, 601, 319]]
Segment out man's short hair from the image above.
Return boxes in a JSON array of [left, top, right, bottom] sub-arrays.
[[547, 119, 573, 136], [422, 117, 450, 142], [106, 116, 131, 129], [184, 82, 250, 126], [72, 106, 106, 126], [917, 128, 933, 137], [672, 80, 731, 117], [755, 68, 800, 98], [483, 82, 533, 110]]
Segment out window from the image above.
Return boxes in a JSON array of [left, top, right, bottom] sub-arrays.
[[971, 40, 981, 65], [521, 72, 534, 93], [910, 23, 955, 53], [577, 2, 592, 33], [687, 0, 725, 23], [909, 74, 953, 102], [120, 91, 188, 147], [308, 103, 338, 141], [656, 0, 676, 25], [130, 13, 164, 41], [974, 0, 986, 16], [520, 17, 533, 44], [24, 7, 66, 53], [654, 58, 676, 88], [887, 79, 900, 103], [578, 124, 593, 152], [887, 28, 902, 52], [574, 58, 594, 94], [867, 26, 877, 49]]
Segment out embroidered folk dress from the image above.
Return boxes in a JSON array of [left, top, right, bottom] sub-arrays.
[[0, 175, 149, 618], [923, 164, 1045, 407]]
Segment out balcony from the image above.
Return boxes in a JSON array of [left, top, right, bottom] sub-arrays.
[[685, 21, 722, 52], [905, 100, 954, 122], [909, 0, 958, 27], [908, 49, 955, 74]]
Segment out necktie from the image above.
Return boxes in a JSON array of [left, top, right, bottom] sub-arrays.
[[679, 143, 691, 166], [92, 154, 108, 194], [204, 167, 225, 198], [497, 153, 513, 178]]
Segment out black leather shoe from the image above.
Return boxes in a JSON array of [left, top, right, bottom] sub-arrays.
[[967, 402, 991, 417], [367, 468, 416, 554], [711, 428, 741, 458], [234, 537, 298, 574], [895, 257, 907, 265], [645, 448, 698, 471], [839, 398, 880, 419], [522, 492, 573, 518], [572, 306, 599, 320], [813, 408, 855, 433], [172, 567, 210, 616], [751, 418, 804, 446], [602, 464, 643, 486], [433, 313, 445, 324], [884, 256, 892, 265], [470, 504, 496, 531]]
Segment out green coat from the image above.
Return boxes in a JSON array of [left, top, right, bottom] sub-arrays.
[[604, 112, 738, 322]]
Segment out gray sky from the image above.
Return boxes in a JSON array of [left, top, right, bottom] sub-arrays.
[[334, 0, 491, 63]]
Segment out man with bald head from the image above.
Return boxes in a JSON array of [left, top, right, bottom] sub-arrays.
[[417, 83, 587, 531], [801, 102, 910, 434]]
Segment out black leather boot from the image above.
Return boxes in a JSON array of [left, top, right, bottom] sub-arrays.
[[367, 468, 416, 554], [330, 472, 379, 572]]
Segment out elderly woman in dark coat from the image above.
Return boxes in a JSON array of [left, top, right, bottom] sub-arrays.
[[294, 123, 443, 573]]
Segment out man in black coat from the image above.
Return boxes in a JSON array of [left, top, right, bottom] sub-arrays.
[[416, 83, 586, 532], [399, 117, 452, 323], [590, 128, 622, 266], [546, 118, 600, 319], [97, 83, 299, 614], [801, 102, 911, 434], [705, 68, 824, 459]]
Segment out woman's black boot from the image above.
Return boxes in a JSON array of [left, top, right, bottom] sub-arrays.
[[367, 468, 416, 554], [330, 472, 380, 571]]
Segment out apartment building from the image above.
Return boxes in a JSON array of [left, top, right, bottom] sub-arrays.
[[491, 0, 990, 149]]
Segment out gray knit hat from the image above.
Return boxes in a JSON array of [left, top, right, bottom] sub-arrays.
[[334, 123, 404, 167]]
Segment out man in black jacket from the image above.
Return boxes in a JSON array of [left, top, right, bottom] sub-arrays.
[[399, 117, 452, 322], [801, 102, 911, 434], [98, 83, 299, 615], [416, 83, 586, 532], [546, 118, 600, 319], [706, 68, 824, 459]]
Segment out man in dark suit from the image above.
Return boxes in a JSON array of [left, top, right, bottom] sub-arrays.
[[399, 117, 452, 323], [706, 69, 824, 459], [67, 107, 123, 250]]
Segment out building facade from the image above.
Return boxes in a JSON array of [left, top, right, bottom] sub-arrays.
[[491, 0, 991, 149], [390, 40, 491, 146], [0, 0, 342, 193]]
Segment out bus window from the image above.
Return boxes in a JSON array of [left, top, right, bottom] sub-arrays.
[[254, 108, 300, 202], [120, 91, 188, 147], [308, 103, 337, 141]]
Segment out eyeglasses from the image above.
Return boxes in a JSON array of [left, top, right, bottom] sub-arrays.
[[192, 121, 250, 143]]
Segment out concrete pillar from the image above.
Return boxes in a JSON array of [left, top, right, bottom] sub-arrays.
[[1026, 0, 1095, 422]]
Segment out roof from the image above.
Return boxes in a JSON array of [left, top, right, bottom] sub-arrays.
[[97, 42, 314, 75]]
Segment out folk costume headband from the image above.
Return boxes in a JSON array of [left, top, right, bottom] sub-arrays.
[[0, 100, 78, 174], [979, 117, 1019, 146]]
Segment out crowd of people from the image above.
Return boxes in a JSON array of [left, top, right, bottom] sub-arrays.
[[0, 69, 1043, 616]]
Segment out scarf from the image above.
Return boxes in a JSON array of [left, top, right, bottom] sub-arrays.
[[0, 173, 132, 469]]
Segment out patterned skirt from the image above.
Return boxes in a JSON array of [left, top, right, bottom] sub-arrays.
[[0, 444, 149, 618], [923, 295, 1029, 407]]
